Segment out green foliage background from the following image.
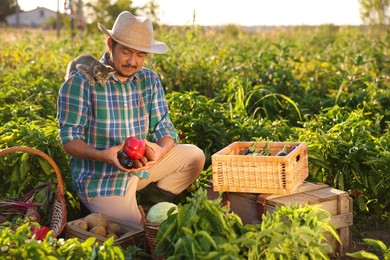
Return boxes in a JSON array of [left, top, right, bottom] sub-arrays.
[[0, 25, 389, 229]]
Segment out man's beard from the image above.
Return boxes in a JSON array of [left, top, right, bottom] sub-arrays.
[[117, 65, 138, 77], [115, 65, 137, 78]]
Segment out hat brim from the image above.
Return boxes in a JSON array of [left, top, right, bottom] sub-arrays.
[[98, 23, 167, 54]]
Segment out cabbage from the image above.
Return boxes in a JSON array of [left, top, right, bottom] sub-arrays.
[[146, 202, 178, 223]]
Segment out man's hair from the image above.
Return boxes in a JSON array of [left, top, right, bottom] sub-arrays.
[[105, 37, 118, 51], [111, 38, 118, 49]]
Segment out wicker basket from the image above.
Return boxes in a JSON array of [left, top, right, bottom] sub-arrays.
[[0, 146, 67, 238], [138, 205, 164, 260], [212, 141, 308, 195]]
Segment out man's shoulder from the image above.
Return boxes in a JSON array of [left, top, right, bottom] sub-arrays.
[[61, 71, 93, 92], [138, 67, 159, 78]]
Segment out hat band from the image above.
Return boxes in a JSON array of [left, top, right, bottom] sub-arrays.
[[115, 34, 152, 49]]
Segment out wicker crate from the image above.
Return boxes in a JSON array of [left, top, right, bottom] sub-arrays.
[[65, 217, 145, 249], [212, 141, 308, 194]]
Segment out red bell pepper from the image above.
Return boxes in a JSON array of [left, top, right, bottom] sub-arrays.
[[123, 137, 145, 160], [31, 225, 51, 240]]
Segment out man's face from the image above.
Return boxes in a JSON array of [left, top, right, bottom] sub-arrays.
[[109, 40, 147, 80]]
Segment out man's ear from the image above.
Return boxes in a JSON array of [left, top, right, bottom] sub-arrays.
[[107, 37, 113, 50]]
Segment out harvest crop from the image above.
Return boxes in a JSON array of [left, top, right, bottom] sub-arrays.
[[147, 202, 178, 223], [70, 213, 122, 239]]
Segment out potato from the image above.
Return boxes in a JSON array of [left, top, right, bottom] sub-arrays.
[[133, 159, 143, 168], [72, 219, 88, 231], [144, 145, 156, 161], [90, 225, 106, 237], [106, 222, 121, 235], [139, 155, 148, 166], [84, 213, 108, 229]]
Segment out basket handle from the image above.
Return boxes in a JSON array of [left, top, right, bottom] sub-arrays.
[[138, 205, 148, 225], [0, 146, 65, 197]]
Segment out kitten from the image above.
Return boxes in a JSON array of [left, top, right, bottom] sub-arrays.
[[65, 54, 116, 87]]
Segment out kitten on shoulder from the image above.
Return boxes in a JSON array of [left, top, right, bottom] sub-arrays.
[[65, 54, 115, 87]]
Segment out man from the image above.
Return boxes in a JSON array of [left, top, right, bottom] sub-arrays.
[[57, 11, 205, 228]]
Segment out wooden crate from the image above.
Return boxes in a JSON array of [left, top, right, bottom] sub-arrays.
[[212, 141, 308, 194], [65, 217, 146, 250], [206, 181, 353, 256]]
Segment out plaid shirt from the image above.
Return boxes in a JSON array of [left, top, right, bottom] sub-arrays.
[[57, 54, 178, 197]]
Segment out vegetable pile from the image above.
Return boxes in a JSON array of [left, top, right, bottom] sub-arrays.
[[0, 182, 55, 242], [69, 213, 122, 239], [117, 137, 156, 169], [245, 142, 298, 157], [0, 201, 51, 241], [0, 182, 55, 227]]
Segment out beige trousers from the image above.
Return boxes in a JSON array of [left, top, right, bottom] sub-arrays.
[[78, 144, 205, 229]]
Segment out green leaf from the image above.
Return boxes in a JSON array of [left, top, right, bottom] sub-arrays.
[[19, 153, 30, 179], [11, 165, 20, 183], [83, 237, 97, 247], [37, 157, 52, 175], [362, 238, 388, 252], [346, 250, 379, 259], [356, 196, 369, 212], [103, 235, 115, 246]]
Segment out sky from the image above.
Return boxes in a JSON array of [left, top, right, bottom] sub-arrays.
[[18, 0, 362, 26]]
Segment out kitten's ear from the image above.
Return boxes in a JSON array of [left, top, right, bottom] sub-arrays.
[[106, 65, 116, 73]]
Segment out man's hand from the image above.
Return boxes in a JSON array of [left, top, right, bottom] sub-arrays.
[[118, 141, 156, 173], [124, 138, 174, 172], [62, 138, 173, 174]]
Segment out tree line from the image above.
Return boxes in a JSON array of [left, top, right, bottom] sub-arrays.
[[1, 0, 389, 29]]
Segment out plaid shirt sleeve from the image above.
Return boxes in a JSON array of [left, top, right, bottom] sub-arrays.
[[57, 74, 91, 144], [147, 71, 179, 143]]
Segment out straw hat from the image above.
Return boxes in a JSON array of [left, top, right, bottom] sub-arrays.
[[98, 11, 167, 54]]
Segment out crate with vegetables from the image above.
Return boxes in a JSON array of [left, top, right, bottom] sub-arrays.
[[208, 181, 353, 256], [65, 212, 145, 249], [212, 141, 308, 195]]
